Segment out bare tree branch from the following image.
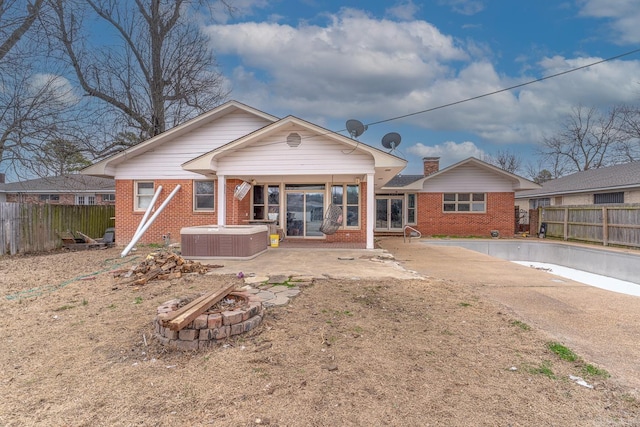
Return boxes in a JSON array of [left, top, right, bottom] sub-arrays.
[[0, 0, 45, 61]]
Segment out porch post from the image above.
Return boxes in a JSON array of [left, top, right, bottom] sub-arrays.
[[366, 173, 375, 249], [217, 175, 226, 225]]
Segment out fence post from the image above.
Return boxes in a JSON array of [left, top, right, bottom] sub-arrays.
[[563, 207, 568, 241], [602, 207, 608, 246]]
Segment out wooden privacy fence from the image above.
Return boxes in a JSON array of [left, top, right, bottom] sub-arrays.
[[0, 203, 115, 255], [539, 205, 640, 248]]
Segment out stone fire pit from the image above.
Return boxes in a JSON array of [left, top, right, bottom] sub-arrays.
[[153, 290, 263, 350]]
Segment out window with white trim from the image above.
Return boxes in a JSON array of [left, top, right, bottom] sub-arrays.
[[76, 195, 96, 205], [406, 193, 417, 224], [194, 180, 215, 210], [332, 184, 360, 227], [135, 181, 154, 211], [443, 193, 486, 212], [252, 185, 280, 225], [101, 193, 115, 202]]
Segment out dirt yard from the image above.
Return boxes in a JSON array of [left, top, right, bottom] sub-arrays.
[[1, 246, 639, 426]]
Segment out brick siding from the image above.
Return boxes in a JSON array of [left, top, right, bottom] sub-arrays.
[[414, 192, 515, 238]]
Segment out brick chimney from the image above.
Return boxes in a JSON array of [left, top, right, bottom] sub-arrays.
[[423, 157, 440, 176], [0, 173, 5, 184]]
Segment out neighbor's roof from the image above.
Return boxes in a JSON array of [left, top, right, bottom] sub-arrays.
[[0, 174, 115, 193], [516, 162, 640, 198]]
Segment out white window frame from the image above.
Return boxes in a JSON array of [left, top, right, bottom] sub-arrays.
[[443, 192, 486, 213], [406, 193, 417, 224], [252, 184, 281, 225], [331, 184, 360, 229], [134, 181, 155, 211], [101, 193, 115, 202], [193, 180, 215, 211]]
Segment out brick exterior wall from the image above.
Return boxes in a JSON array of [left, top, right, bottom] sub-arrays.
[[115, 179, 370, 246], [116, 179, 217, 245], [414, 192, 515, 238]]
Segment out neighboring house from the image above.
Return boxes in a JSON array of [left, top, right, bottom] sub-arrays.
[[82, 100, 539, 248], [515, 162, 640, 210], [0, 174, 115, 205]]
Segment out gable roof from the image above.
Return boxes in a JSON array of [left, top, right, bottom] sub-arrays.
[[0, 174, 114, 193], [82, 100, 279, 177], [384, 157, 540, 191], [182, 115, 407, 188], [516, 161, 640, 198]]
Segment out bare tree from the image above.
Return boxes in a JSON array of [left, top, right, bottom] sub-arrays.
[[485, 149, 523, 174], [539, 105, 627, 175], [616, 104, 640, 162], [51, 0, 229, 142], [0, 62, 87, 179], [0, 0, 45, 61]]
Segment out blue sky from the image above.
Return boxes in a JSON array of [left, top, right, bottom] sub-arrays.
[[201, 0, 640, 176]]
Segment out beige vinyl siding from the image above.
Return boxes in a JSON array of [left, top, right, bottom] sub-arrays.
[[217, 129, 374, 176], [115, 111, 272, 179], [421, 163, 515, 192]]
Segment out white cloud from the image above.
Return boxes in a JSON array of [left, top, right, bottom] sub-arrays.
[[438, 0, 485, 16], [205, 8, 640, 154], [29, 74, 78, 106], [386, 1, 421, 21], [578, 0, 640, 44], [407, 140, 486, 167]]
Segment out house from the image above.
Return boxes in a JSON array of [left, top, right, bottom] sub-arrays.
[[383, 157, 539, 238], [0, 174, 115, 205], [515, 162, 640, 210], [82, 100, 539, 249]]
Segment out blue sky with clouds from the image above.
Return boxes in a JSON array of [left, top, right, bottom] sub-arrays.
[[203, 0, 640, 176]]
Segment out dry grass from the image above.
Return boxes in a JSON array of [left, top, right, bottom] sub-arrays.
[[1, 247, 639, 426]]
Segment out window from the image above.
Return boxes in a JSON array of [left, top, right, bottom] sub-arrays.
[[406, 194, 417, 224], [252, 185, 280, 224], [39, 194, 60, 202], [443, 193, 486, 212], [332, 184, 360, 227], [194, 180, 215, 210], [594, 192, 624, 204], [530, 198, 550, 209], [101, 194, 115, 202], [76, 195, 96, 205], [135, 181, 154, 211]]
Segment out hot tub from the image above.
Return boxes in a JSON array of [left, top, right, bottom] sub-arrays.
[[181, 225, 269, 260]]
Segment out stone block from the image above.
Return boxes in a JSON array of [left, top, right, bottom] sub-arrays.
[[199, 329, 211, 340], [179, 329, 198, 341], [230, 323, 244, 336], [208, 313, 223, 329], [163, 328, 178, 340], [194, 314, 208, 329], [222, 310, 244, 325], [213, 326, 229, 340], [248, 302, 262, 317]]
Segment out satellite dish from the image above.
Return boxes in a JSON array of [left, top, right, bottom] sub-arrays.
[[233, 181, 251, 200], [346, 119, 368, 138], [381, 132, 402, 151]]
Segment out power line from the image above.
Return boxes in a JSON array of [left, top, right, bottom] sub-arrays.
[[244, 47, 640, 151], [362, 47, 640, 128]]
